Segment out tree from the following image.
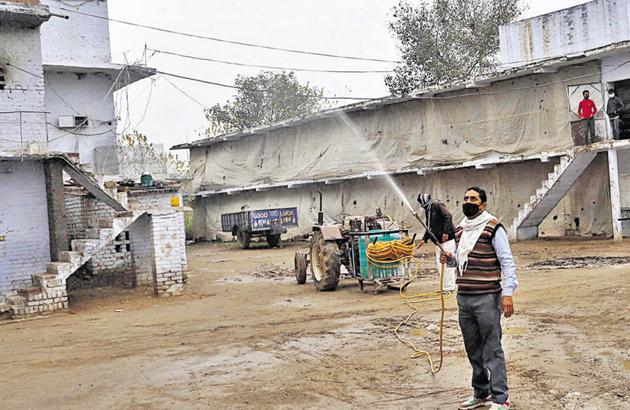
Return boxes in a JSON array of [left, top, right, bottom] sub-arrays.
[[118, 130, 188, 176], [385, 0, 523, 95], [205, 71, 325, 135]]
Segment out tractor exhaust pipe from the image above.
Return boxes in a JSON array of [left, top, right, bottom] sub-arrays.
[[317, 190, 324, 225]]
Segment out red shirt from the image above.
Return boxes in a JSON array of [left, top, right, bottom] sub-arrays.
[[578, 98, 597, 119]]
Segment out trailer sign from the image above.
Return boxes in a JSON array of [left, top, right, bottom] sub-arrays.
[[251, 207, 298, 229]]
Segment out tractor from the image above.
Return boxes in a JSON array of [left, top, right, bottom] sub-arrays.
[[294, 192, 414, 292]]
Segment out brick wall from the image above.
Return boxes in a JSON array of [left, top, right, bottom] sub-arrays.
[[0, 24, 47, 151], [128, 190, 181, 210], [64, 187, 133, 281], [61, 187, 187, 294], [0, 160, 51, 297]]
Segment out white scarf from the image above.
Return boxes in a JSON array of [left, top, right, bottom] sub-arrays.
[[457, 211, 496, 275]]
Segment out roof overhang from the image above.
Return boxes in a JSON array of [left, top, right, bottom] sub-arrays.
[[43, 63, 156, 90], [172, 40, 630, 151], [0, 1, 50, 28], [190, 140, 630, 199]]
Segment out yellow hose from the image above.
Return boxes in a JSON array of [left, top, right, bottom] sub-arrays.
[[395, 263, 450, 374], [366, 235, 449, 374]]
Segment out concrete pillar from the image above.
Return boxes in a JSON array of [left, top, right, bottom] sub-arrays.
[[44, 159, 68, 260], [128, 210, 186, 295], [608, 149, 623, 241], [149, 210, 185, 297]]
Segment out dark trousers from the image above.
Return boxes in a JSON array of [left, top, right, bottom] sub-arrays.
[[457, 292, 509, 404], [584, 117, 596, 143]]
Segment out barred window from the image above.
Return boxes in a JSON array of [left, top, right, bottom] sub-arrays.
[[0, 65, 5, 90]]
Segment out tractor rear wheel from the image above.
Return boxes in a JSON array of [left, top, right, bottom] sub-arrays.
[[310, 233, 340, 291], [237, 230, 251, 249], [294, 252, 307, 284]]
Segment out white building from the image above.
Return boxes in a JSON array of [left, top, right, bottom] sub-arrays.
[[0, 0, 185, 319], [176, 0, 630, 243]]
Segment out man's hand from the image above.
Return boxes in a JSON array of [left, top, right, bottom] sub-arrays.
[[441, 233, 448, 243], [501, 296, 514, 318], [412, 240, 425, 258], [439, 251, 452, 264]]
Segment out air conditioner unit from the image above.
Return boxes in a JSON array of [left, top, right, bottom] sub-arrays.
[[58, 115, 90, 128]]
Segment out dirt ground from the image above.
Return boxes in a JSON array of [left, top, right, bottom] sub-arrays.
[[1, 238, 629, 409]]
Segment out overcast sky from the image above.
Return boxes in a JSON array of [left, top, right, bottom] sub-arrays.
[[107, 0, 591, 153]]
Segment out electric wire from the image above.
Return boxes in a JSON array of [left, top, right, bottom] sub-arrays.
[[51, 6, 400, 64], [148, 48, 394, 74], [155, 70, 373, 101], [161, 76, 207, 108]]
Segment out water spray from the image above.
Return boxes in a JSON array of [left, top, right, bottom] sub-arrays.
[[334, 109, 448, 373]]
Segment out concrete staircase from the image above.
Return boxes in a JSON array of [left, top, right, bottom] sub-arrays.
[[509, 151, 597, 240], [6, 210, 145, 319]]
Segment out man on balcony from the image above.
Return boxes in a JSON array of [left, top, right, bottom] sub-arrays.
[[606, 88, 624, 140], [578, 90, 598, 144]]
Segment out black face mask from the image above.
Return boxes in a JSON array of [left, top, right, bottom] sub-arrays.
[[462, 203, 480, 218]]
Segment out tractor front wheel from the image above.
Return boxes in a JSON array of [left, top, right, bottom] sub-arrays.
[[294, 252, 307, 284], [310, 233, 340, 291]]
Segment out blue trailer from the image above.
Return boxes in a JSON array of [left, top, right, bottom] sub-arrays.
[[221, 207, 299, 249]]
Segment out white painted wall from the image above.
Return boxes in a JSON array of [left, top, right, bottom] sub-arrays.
[[0, 160, 51, 297], [40, 0, 112, 66], [601, 54, 630, 83], [500, 0, 630, 66], [0, 24, 47, 151], [618, 149, 630, 207], [44, 71, 117, 167]]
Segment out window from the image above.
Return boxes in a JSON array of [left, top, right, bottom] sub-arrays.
[[74, 116, 88, 127], [0, 65, 5, 90]]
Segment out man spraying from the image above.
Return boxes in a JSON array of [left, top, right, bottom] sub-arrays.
[[414, 193, 456, 291], [440, 187, 518, 410]]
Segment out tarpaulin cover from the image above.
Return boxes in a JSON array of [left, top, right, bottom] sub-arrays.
[[188, 63, 601, 192]]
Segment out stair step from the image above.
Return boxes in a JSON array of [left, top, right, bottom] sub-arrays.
[[71, 239, 99, 254], [46, 262, 74, 276], [98, 217, 114, 228], [85, 228, 100, 239], [116, 210, 134, 218], [99, 228, 114, 241], [6, 295, 26, 307], [32, 273, 63, 289], [59, 251, 83, 265], [17, 287, 41, 297]]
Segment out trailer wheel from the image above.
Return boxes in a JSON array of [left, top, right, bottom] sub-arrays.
[[266, 234, 281, 248], [294, 252, 307, 284], [237, 230, 251, 249], [310, 233, 340, 291]]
